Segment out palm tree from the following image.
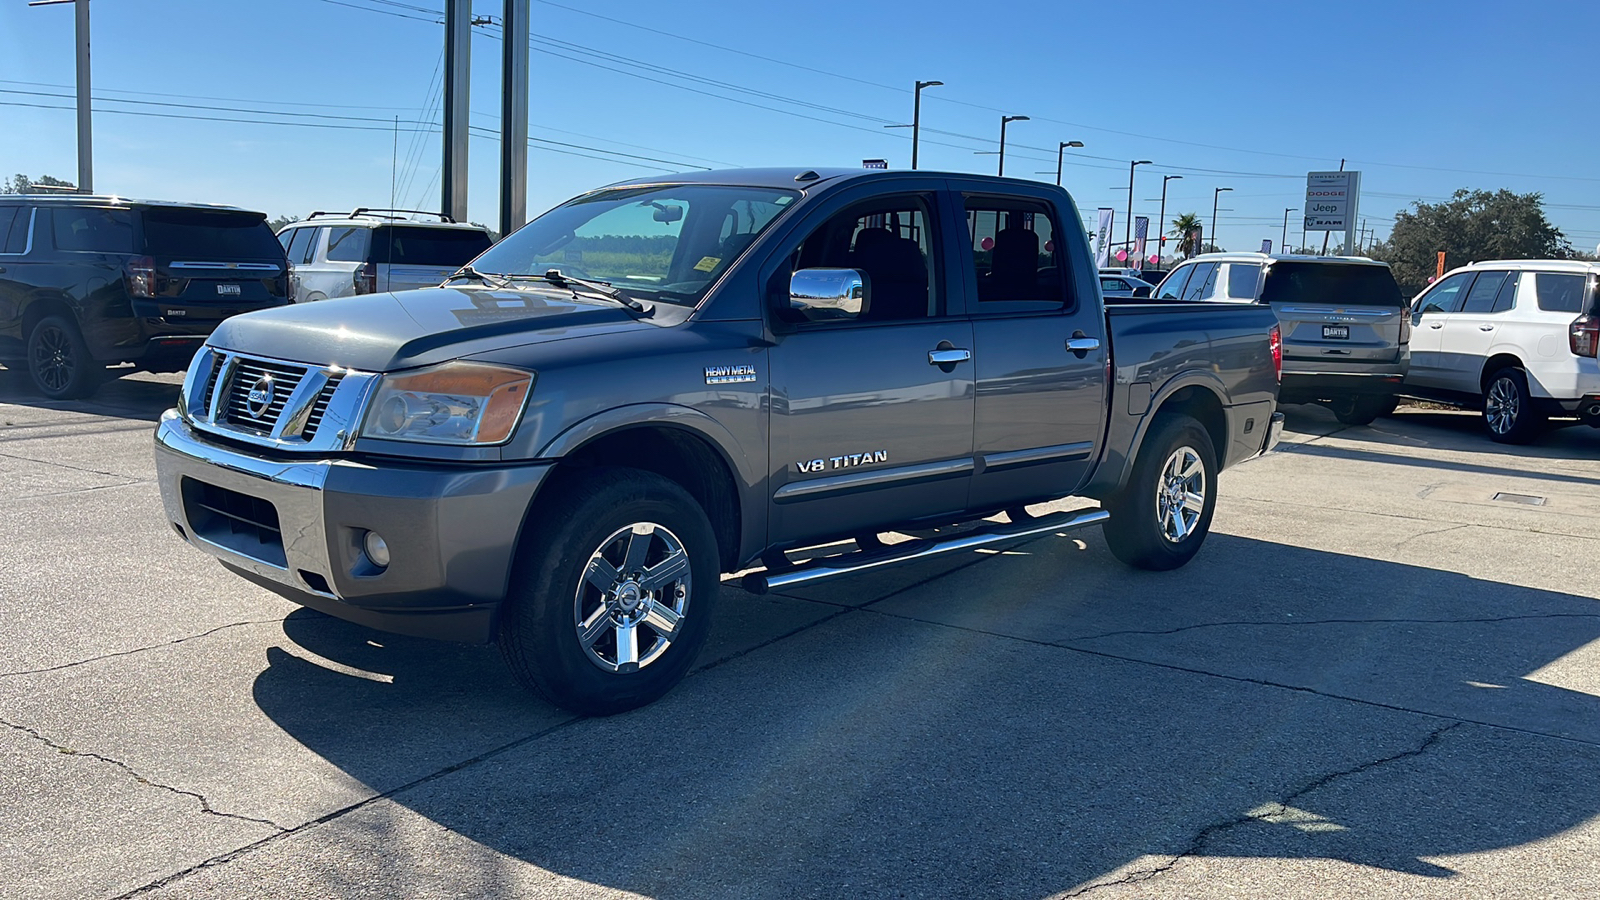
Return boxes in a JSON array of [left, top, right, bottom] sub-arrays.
[[1170, 213, 1203, 259]]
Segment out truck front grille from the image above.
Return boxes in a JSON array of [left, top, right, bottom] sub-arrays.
[[180, 477, 286, 567], [217, 358, 342, 439]]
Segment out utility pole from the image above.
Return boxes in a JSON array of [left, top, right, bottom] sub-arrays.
[[884, 80, 942, 169], [997, 115, 1029, 177], [1282, 207, 1296, 253], [1126, 160, 1151, 259], [1054, 140, 1084, 186], [1157, 175, 1182, 266], [441, 0, 471, 222], [499, 0, 530, 235], [1211, 186, 1233, 254], [28, 0, 92, 192]]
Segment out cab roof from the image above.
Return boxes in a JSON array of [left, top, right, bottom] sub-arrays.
[[1183, 251, 1389, 267], [0, 194, 257, 213]]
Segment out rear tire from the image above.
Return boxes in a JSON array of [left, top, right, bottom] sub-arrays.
[[498, 467, 719, 716], [1327, 394, 1393, 426], [27, 315, 103, 400], [1103, 415, 1218, 571], [1483, 368, 1543, 444]]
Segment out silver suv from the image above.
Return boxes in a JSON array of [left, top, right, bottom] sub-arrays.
[[275, 209, 493, 302], [1155, 253, 1409, 424]]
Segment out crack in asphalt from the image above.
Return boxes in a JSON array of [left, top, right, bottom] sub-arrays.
[[1063, 611, 1600, 643], [0, 420, 156, 440], [1063, 723, 1462, 897], [0, 619, 283, 680], [0, 479, 149, 505], [1392, 522, 1472, 548], [0, 715, 288, 832], [1227, 495, 1600, 544], [0, 447, 143, 480]]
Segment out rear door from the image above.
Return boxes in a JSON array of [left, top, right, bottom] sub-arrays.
[[370, 226, 492, 291], [1262, 260, 1405, 365], [1406, 270, 1473, 388], [139, 207, 288, 317], [764, 184, 976, 546], [954, 184, 1108, 510]]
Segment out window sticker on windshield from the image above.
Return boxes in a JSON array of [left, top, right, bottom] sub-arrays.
[[693, 256, 721, 272]]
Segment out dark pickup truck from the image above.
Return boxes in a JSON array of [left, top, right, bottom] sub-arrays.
[[154, 168, 1283, 715]]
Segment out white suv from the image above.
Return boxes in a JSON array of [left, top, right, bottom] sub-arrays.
[[275, 209, 493, 302], [1404, 259, 1600, 442]]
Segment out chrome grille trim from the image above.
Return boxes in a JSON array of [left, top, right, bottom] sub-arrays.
[[181, 350, 379, 453]]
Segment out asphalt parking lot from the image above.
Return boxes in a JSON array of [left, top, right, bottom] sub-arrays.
[[3, 368, 1599, 900]]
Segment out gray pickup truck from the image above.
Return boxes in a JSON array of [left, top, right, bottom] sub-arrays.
[[154, 168, 1283, 715]]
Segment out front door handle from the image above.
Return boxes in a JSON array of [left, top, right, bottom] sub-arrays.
[[1428, 322, 1443, 329], [1479, 324, 1495, 332], [928, 348, 972, 365], [1066, 337, 1101, 353]]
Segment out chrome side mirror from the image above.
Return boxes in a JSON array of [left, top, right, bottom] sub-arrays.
[[789, 268, 869, 319]]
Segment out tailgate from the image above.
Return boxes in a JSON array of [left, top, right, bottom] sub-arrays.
[[1262, 261, 1405, 363], [161, 261, 285, 308]]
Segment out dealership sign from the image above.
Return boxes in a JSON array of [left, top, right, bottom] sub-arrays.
[[1303, 171, 1361, 232]]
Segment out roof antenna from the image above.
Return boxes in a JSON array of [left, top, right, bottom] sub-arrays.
[[794, 170, 820, 183]]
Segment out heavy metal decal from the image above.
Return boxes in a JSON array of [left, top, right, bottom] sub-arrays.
[[705, 364, 756, 385]]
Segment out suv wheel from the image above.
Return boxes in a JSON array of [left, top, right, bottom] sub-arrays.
[[27, 316, 103, 400], [1103, 414, 1217, 571], [1483, 368, 1543, 444], [1327, 394, 1395, 426], [498, 468, 719, 716]]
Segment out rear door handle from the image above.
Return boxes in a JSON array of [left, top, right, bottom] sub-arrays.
[[928, 348, 972, 365], [1066, 338, 1101, 352], [1428, 322, 1443, 329], [1479, 324, 1495, 331]]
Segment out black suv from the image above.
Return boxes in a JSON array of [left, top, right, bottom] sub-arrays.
[[0, 196, 290, 398]]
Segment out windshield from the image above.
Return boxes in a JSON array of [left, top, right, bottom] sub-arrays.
[[469, 184, 799, 304], [140, 208, 283, 260], [370, 225, 492, 266]]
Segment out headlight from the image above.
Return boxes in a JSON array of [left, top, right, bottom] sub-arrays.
[[359, 361, 534, 445]]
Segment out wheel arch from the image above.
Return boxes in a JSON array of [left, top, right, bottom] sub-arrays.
[[1100, 372, 1230, 499], [1480, 353, 1525, 393]]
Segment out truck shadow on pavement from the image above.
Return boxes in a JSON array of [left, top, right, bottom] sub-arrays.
[[250, 533, 1600, 897], [0, 366, 181, 423]]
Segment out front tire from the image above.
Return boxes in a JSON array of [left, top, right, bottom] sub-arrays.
[[1483, 368, 1543, 444], [1103, 415, 1218, 571], [498, 468, 719, 716], [27, 315, 103, 400]]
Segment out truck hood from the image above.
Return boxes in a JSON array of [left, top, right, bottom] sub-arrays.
[[204, 286, 653, 371]]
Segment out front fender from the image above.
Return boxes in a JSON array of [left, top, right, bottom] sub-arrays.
[[536, 402, 760, 493]]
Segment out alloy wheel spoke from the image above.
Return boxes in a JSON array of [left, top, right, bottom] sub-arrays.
[[1179, 455, 1202, 480], [615, 621, 639, 668], [621, 525, 654, 575], [578, 606, 612, 649], [1183, 491, 1205, 515], [639, 549, 689, 591], [583, 556, 620, 592], [642, 599, 682, 638]]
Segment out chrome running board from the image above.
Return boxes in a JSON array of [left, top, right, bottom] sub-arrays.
[[741, 507, 1110, 595]]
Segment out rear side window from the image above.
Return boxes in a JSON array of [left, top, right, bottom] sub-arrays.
[[1534, 272, 1586, 312], [1461, 271, 1508, 313], [368, 226, 491, 266], [965, 200, 1071, 309], [140, 208, 283, 260], [0, 207, 23, 253], [1179, 262, 1217, 301], [285, 227, 316, 264], [1491, 273, 1519, 313], [1225, 263, 1261, 300], [53, 207, 135, 253], [325, 226, 370, 262], [1260, 262, 1403, 307]]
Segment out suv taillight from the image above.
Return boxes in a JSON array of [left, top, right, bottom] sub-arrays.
[[1270, 323, 1282, 382], [354, 262, 377, 295], [1399, 305, 1412, 344], [1571, 315, 1600, 358], [125, 256, 157, 298]]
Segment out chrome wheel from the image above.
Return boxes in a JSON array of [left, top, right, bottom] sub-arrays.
[[574, 522, 691, 674], [30, 323, 75, 394], [1486, 377, 1520, 435], [1155, 446, 1206, 543]]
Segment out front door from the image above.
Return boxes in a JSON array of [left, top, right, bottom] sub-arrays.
[[954, 188, 1108, 510], [1406, 270, 1474, 389], [1437, 270, 1515, 393], [765, 189, 976, 547]]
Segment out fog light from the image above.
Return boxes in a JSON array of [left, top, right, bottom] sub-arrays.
[[363, 531, 391, 568]]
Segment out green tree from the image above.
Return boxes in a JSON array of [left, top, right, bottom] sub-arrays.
[[1368, 189, 1571, 296], [2, 173, 75, 193], [266, 214, 301, 232], [1170, 213, 1203, 258]]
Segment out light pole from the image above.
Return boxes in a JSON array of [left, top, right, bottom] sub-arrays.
[[1282, 208, 1296, 253], [1157, 175, 1182, 267], [997, 115, 1029, 176], [1053, 140, 1084, 186], [887, 81, 944, 169], [1126, 160, 1151, 261], [29, 0, 91, 192], [1211, 187, 1233, 253]]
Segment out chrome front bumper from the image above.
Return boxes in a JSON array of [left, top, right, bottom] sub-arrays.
[[1263, 411, 1285, 453], [154, 410, 552, 642]]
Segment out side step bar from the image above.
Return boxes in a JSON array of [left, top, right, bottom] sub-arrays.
[[741, 507, 1110, 595]]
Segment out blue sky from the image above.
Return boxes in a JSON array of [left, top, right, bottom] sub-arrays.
[[4, 0, 1599, 254]]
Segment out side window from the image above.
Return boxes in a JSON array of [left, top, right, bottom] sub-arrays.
[[276, 229, 293, 251], [1491, 273, 1519, 313], [0, 208, 21, 253], [1417, 271, 1473, 314], [964, 199, 1071, 310], [1156, 265, 1193, 300], [1460, 271, 1507, 313], [285, 227, 314, 265], [1180, 262, 1218, 301], [325, 226, 370, 263], [791, 195, 938, 322], [1534, 272, 1585, 313], [1225, 263, 1261, 301], [51, 207, 134, 253]]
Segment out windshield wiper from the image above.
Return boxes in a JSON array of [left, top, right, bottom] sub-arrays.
[[534, 268, 647, 312], [442, 264, 510, 289]]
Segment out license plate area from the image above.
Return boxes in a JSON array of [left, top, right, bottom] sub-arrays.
[[216, 284, 243, 296], [1322, 324, 1350, 339]]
